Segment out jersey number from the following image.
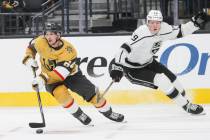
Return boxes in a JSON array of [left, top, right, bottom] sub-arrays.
[[131, 34, 138, 41]]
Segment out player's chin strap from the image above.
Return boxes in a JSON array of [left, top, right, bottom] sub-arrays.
[[52, 34, 61, 46]]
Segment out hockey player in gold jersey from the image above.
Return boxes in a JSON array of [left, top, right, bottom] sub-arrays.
[[22, 23, 124, 125]]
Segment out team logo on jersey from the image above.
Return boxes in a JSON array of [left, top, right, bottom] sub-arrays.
[[151, 41, 162, 54], [66, 46, 72, 53], [43, 58, 56, 71]]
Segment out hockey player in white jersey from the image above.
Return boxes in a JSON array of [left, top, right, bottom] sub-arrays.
[[109, 10, 208, 115]]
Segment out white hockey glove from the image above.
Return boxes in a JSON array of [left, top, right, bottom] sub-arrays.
[[32, 74, 47, 90], [25, 57, 38, 70]]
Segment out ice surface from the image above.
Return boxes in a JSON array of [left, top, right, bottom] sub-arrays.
[[0, 104, 209, 140]]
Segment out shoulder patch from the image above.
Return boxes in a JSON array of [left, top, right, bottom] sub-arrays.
[[66, 46, 72, 53]]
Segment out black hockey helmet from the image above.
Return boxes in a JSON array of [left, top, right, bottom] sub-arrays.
[[44, 22, 62, 35]]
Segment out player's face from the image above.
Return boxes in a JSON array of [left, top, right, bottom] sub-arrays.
[[147, 20, 161, 34], [45, 31, 60, 47]]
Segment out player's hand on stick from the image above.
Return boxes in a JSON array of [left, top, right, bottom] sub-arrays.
[[110, 63, 123, 82], [24, 57, 39, 71], [32, 74, 47, 90]]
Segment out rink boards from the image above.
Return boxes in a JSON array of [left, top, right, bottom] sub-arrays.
[[0, 89, 210, 106], [0, 34, 209, 106]]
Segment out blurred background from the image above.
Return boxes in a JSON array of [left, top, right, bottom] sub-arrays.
[[0, 0, 209, 37]]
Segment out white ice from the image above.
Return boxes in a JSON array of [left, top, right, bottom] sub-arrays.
[[0, 104, 210, 140]]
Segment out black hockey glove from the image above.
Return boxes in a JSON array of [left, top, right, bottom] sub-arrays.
[[191, 12, 208, 29], [110, 63, 123, 82]]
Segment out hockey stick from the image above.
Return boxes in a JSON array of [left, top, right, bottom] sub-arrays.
[[97, 80, 114, 103], [29, 67, 46, 128]]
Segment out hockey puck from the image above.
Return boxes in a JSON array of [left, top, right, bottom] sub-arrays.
[[36, 129, 43, 134]]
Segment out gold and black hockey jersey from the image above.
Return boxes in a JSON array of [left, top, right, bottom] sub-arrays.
[[23, 36, 78, 84]]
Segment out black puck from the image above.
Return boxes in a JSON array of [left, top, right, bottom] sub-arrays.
[[36, 129, 43, 134]]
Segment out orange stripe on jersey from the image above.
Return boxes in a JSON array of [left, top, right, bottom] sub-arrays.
[[53, 69, 65, 80], [64, 99, 74, 108], [95, 100, 107, 108]]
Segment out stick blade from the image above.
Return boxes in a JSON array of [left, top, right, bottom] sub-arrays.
[[29, 122, 45, 128]]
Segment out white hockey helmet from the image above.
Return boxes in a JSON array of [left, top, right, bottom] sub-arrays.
[[146, 10, 163, 23]]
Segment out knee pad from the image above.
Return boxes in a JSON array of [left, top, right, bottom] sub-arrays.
[[154, 73, 174, 94], [52, 85, 73, 107]]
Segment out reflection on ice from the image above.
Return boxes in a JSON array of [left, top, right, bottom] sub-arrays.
[[0, 104, 210, 140]]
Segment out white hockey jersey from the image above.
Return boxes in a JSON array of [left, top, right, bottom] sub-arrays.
[[114, 21, 199, 68]]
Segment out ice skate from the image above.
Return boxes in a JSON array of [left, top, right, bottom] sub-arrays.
[[183, 102, 205, 115], [72, 108, 92, 125], [101, 108, 124, 122]]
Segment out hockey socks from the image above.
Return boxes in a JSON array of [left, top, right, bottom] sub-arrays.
[[172, 80, 204, 114], [166, 88, 204, 115], [96, 100, 124, 122], [64, 99, 91, 125]]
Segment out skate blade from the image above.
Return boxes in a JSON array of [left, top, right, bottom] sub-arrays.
[[122, 120, 128, 123], [113, 120, 128, 123], [190, 112, 206, 116], [86, 123, 94, 127]]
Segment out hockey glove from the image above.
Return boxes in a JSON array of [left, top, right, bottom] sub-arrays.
[[191, 12, 208, 29], [32, 74, 47, 90], [24, 57, 38, 71], [110, 63, 123, 82]]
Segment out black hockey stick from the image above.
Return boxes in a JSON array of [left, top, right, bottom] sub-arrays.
[[29, 67, 46, 128], [97, 80, 114, 103]]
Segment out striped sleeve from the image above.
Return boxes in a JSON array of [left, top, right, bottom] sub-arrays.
[[53, 65, 71, 80]]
